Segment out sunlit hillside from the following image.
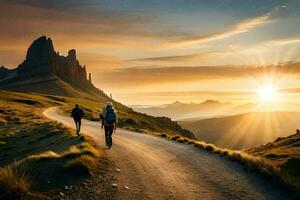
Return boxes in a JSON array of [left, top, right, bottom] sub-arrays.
[[179, 111, 300, 149], [247, 132, 300, 188]]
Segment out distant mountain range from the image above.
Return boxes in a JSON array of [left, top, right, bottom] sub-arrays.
[[133, 100, 256, 120], [179, 111, 300, 149], [0, 36, 194, 139]]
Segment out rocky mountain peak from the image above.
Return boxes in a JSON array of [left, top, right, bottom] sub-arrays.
[[0, 36, 92, 87], [68, 49, 77, 60], [25, 36, 55, 61]]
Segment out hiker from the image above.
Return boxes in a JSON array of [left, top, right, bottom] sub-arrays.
[[71, 104, 84, 135], [100, 102, 117, 149]]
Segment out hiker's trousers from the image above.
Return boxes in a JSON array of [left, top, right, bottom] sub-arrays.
[[104, 125, 114, 146], [73, 118, 81, 134]]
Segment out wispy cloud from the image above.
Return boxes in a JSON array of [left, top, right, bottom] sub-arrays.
[[131, 52, 224, 62], [170, 5, 287, 47], [78, 52, 125, 70], [271, 38, 300, 45]]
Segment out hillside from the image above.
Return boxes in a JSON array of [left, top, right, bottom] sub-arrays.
[[0, 36, 193, 139], [133, 100, 256, 120], [179, 111, 300, 149], [247, 132, 300, 187]]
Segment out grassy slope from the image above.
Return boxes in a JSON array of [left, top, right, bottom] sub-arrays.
[[179, 111, 300, 149], [0, 90, 109, 199], [53, 92, 194, 139], [1, 77, 194, 138], [247, 132, 300, 187]]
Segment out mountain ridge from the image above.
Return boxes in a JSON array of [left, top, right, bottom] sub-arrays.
[[133, 99, 247, 120]]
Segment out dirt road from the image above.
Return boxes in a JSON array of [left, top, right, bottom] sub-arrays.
[[43, 107, 296, 200]]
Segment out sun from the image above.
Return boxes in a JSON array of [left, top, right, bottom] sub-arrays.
[[258, 85, 278, 102]]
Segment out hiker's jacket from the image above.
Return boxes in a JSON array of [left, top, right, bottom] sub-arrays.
[[71, 107, 84, 120]]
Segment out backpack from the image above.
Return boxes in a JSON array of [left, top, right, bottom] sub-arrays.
[[99, 108, 106, 120], [106, 110, 116, 124]]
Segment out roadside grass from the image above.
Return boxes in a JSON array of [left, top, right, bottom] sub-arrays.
[[24, 136, 101, 191], [246, 133, 300, 190], [0, 161, 33, 200], [160, 133, 300, 192]]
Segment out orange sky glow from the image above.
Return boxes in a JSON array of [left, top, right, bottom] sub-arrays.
[[1, 1, 300, 105]]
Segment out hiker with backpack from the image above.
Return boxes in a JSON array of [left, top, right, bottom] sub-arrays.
[[100, 102, 117, 149], [71, 104, 84, 135]]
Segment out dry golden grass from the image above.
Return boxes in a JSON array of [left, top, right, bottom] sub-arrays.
[[28, 151, 60, 160], [161, 133, 300, 191], [27, 140, 100, 175], [0, 138, 102, 199], [0, 161, 32, 200]]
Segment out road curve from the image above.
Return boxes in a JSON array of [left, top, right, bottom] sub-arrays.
[[43, 107, 294, 200]]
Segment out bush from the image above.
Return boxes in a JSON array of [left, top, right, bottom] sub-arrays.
[[204, 144, 215, 151], [187, 140, 196, 145], [125, 118, 136, 124], [171, 135, 181, 141], [160, 133, 168, 138], [176, 138, 188, 143]]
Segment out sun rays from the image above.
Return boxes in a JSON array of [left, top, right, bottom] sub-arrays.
[[258, 85, 278, 102]]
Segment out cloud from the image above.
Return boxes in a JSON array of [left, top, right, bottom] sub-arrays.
[[78, 52, 125, 70], [97, 62, 300, 88], [0, 1, 171, 47], [134, 90, 253, 97], [170, 5, 287, 47], [271, 38, 300, 45], [131, 52, 224, 62]]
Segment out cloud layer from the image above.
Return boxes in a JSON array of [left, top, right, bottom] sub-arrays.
[[97, 62, 300, 87]]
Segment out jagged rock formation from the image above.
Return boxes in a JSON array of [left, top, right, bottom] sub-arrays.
[[16, 36, 90, 84], [0, 36, 101, 98], [0, 66, 8, 79], [88, 73, 92, 83]]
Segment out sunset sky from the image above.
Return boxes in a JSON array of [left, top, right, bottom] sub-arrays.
[[1, 0, 300, 105]]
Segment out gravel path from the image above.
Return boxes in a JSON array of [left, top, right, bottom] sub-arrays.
[[44, 107, 297, 200]]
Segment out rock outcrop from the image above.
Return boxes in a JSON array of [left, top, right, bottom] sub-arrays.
[[16, 36, 91, 85], [0, 66, 9, 79]]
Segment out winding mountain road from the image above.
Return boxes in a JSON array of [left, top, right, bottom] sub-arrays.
[[43, 107, 295, 200]]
